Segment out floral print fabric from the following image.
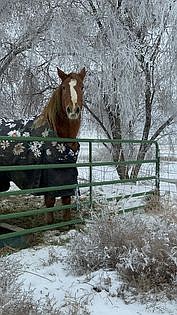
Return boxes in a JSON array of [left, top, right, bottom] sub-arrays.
[[0, 117, 79, 197]]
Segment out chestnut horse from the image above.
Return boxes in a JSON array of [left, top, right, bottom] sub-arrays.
[[37, 67, 86, 223], [0, 67, 86, 224]]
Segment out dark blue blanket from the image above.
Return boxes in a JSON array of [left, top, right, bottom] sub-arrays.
[[0, 117, 79, 197]]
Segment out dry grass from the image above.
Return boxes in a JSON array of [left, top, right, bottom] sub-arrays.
[[144, 193, 163, 213]]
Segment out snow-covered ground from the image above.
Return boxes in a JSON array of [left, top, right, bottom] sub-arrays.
[[9, 234, 177, 315]]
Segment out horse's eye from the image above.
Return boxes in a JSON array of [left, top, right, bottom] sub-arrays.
[[62, 86, 65, 90]]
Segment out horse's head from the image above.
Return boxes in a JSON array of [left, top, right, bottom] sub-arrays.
[[57, 67, 86, 120]]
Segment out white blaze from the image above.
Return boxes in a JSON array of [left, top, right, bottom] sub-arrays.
[[69, 79, 77, 109]]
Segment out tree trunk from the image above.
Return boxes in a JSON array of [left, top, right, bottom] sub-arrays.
[[106, 102, 129, 179], [131, 61, 152, 178], [112, 142, 129, 179]]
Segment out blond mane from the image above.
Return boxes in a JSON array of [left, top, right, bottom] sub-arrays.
[[34, 86, 61, 131]]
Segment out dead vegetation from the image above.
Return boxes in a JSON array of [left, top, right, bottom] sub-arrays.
[[66, 199, 177, 300]]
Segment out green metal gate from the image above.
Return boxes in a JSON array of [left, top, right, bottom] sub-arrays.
[[0, 136, 160, 246]]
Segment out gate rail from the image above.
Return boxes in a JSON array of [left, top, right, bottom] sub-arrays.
[[0, 136, 160, 243]]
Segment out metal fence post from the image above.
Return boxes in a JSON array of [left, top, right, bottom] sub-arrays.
[[89, 141, 93, 208], [155, 141, 160, 194]]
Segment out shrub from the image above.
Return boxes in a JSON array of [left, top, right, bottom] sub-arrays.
[[66, 208, 177, 295]]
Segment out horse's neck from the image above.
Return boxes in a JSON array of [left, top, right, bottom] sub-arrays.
[[55, 115, 80, 138]]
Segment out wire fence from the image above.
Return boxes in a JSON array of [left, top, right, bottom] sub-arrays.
[[159, 144, 177, 196]]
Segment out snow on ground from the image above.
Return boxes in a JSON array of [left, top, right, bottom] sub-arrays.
[[8, 232, 177, 315]]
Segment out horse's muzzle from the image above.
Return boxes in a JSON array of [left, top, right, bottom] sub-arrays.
[[66, 105, 80, 120]]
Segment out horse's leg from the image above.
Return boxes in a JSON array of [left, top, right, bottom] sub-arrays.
[[0, 174, 10, 191], [61, 196, 71, 221], [44, 195, 55, 224]]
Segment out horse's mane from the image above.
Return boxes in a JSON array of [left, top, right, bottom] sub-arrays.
[[34, 86, 61, 131]]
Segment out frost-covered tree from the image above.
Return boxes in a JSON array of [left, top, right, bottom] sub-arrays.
[[0, 0, 56, 117], [0, 0, 90, 118], [1, 0, 177, 179], [74, 0, 177, 178], [0, 0, 80, 118]]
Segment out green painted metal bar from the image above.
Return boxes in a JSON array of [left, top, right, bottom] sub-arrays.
[[0, 175, 156, 198], [0, 203, 145, 241], [0, 204, 70, 221], [107, 190, 154, 201], [155, 141, 160, 194], [0, 201, 90, 221], [0, 135, 158, 145], [0, 159, 157, 172], [0, 203, 145, 242], [0, 191, 152, 224], [119, 205, 145, 213], [0, 218, 84, 241], [89, 141, 93, 207]]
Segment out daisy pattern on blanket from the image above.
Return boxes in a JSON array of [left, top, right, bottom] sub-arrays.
[[0, 116, 80, 198], [0, 117, 79, 161]]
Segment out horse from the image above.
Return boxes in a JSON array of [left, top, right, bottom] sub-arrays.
[[0, 67, 86, 224]]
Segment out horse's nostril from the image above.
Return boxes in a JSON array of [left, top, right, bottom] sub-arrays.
[[67, 106, 71, 114], [76, 107, 80, 114]]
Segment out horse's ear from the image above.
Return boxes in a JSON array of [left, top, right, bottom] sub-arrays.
[[57, 67, 68, 81], [79, 67, 86, 80]]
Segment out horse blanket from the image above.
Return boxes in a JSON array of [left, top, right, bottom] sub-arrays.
[[0, 117, 79, 197]]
